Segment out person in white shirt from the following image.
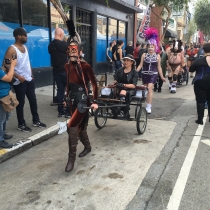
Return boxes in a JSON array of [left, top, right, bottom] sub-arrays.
[[3, 27, 46, 132]]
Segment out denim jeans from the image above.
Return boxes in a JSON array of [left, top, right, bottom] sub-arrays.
[[13, 79, 39, 125], [54, 72, 67, 114], [0, 104, 11, 141]]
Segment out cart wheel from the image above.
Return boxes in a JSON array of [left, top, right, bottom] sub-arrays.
[[94, 107, 108, 129], [136, 107, 147, 134], [185, 71, 189, 85]]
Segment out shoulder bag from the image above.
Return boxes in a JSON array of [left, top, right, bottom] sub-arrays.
[[0, 90, 19, 112]]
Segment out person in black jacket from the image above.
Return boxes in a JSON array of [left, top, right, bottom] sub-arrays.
[[112, 54, 138, 117], [48, 28, 68, 117], [189, 42, 210, 125], [138, 43, 147, 80]]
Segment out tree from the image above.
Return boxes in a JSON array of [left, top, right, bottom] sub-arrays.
[[145, 0, 190, 40], [194, 0, 210, 36], [184, 20, 197, 43]]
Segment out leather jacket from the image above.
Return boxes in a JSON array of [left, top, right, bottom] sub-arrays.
[[114, 67, 138, 86]]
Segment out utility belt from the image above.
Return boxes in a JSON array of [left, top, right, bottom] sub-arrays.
[[67, 83, 88, 113]]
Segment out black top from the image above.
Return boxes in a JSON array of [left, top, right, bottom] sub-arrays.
[[189, 56, 210, 84], [48, 39, 68, 73], [112, 45, 117, 61], [116, 47, 124, 61], [189, 56, 210, 72], [125, 45, 134, 56], [120, 72, 129, 84]]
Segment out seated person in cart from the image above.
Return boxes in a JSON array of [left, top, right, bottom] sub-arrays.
[[112, 54, 138, 116]]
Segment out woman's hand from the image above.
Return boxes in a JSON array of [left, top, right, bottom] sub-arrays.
[[63, 101, 66, 107], [91, 103, 98, 110], [161, 77, 166, 82]]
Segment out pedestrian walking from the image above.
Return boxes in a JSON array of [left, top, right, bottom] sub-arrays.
[[189, 42, 210, 125], [138, 43, 147, 80], [64, 20, 98, 172], [112, 40, 117, 72], [3, 27, 46, 132], [136, 28, 166, 114], [0, 58, 17, 148], [154, 47, 168, 92], [48, 28, 69, 118], [107, 41, 114, 73], [114, 40, 124, 70], [133, 42, 141, 68], [124, 41, 134, 56]]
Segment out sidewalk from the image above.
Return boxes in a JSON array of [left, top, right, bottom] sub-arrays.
[[0, 73, 115, 163]]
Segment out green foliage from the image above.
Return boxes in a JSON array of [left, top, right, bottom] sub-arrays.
[[185, 20, 197, 43], [194, 0, 210, 35], [145, 0, 189, 10]]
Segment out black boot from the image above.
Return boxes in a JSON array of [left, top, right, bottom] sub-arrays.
[[78, 128, 91, 157], [195, 102, 205, 125], [65, 127, 78, 172]]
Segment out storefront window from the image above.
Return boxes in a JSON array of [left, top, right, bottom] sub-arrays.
[[97, 15, 107, 62], [22, 0, 50, 68], [51, 4, 71, 33], [118, 21, 126, 50], [0, 0, 20, 65], [108, 18, 117, 42]]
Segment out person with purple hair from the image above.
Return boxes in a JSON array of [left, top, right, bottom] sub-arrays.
[[136, 28, 166, 114]]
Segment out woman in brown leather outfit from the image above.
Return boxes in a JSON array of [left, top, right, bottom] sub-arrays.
[[64, 40, 98, 172]]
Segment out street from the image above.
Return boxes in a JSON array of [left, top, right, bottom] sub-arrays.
[[0, 77, 210, 210]]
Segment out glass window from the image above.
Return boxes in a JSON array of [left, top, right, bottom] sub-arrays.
[[96, 15, 107, 62], [118, 21, 126, 51], [0, 0, 20, 66], [108, 18, 117, 41], [76, 9, 92, 64], [22, 0, 50, 68], [51, 4, 71, 34]]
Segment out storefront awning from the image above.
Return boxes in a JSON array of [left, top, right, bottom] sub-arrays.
[[111, 0, 143, 13], [165, 28, 177, 38]]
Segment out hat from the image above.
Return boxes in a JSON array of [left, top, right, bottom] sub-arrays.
[[13, 27, 27, 37], [121, 54, 136, 65]]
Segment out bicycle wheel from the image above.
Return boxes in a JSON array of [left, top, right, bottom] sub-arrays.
[[94, 107, 108, 129], [136, 107, 147, 134]]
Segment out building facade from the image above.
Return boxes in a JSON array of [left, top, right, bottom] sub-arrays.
[[0, 0, 142, 87]]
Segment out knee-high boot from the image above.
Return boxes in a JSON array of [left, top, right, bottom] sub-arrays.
[[65, 126, 78, 172], [196, 102, 205, 125], [78, 128, 91, 157]]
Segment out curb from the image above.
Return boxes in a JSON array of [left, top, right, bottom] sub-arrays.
[[0, 123, 62, 164]]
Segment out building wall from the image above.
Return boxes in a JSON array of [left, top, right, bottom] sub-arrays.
[[150, 6, 163, 41]]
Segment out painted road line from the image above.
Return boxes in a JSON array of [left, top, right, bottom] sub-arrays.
[[201, 139, 210, 147], [166, 110, 208, 210]]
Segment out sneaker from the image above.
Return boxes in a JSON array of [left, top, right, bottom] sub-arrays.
[[65, 113, 71, 118], [0, 141, 13, 149], [58, 113, 65, 117], [4, 134, 13, 140], [32, 121, 47, 128], [18, 124, 32, 132]]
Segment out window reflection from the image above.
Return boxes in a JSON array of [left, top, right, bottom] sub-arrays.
[[0, 0, 19, 66], [22, 0, 50, 68], [108, 19, 117, 41], [97, 15, 107, 62], [118, 21, 126, 50]]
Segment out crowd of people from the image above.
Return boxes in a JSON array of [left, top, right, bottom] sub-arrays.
[[0, 24, 209, 174]]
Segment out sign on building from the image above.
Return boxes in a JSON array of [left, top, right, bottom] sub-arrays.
[[136, 6, 151, 42]]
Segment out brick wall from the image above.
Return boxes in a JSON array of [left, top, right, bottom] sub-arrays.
[[150, 6, 163, 40]]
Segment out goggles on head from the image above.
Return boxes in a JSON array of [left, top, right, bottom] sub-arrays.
[[67, 45, 79, 54]]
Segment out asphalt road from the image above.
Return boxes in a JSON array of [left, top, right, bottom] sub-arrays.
[[1, 78, 210, 210]]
